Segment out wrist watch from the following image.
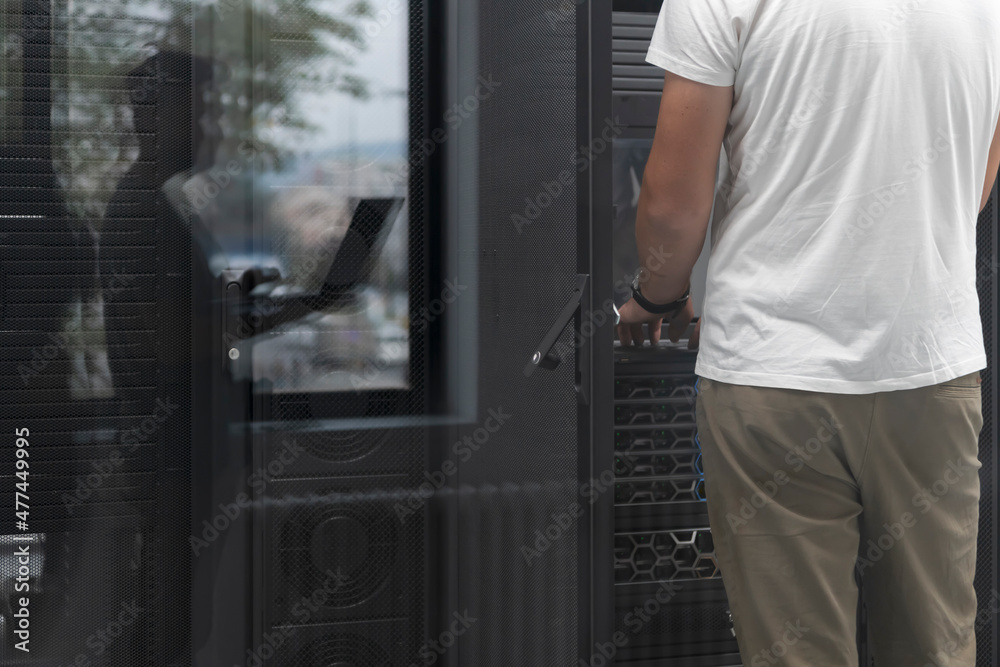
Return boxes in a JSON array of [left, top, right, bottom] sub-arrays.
[[631, 269, 690, 318]]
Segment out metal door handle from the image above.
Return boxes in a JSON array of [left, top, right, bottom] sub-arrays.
[[524, 274, 589, 377]]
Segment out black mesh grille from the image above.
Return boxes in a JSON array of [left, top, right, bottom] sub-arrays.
[[448, 1, 580, 665], [0, 1, 190, 664], [265, 478, 419, 625], [291, 632, 392, 666], [615, 599, 731, 637], [245, 0, 429, 664], [282, 622, 408, 667], [613, 583, 740, 660], [973, 185, 997, 667]]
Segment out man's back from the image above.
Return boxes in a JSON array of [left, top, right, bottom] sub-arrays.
[[648, 0, 1000, 393]]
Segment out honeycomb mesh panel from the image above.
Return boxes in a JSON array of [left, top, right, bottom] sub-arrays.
[[614, 528, 720, 584]]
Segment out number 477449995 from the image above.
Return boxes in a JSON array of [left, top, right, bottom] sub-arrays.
[[14, 428, 29, 529]]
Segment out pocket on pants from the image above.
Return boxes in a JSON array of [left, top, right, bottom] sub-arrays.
[[934, 371, 982, 398]]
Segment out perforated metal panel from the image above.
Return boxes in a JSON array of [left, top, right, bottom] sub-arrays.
[[243, 1, 430, 665], [972, 183, 998, 667], [0, 1, 193, 665], [614, 528, 720, 584], [447, 0, 582, 665]]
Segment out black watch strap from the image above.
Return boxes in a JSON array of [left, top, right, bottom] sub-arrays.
[[631, 281, 690, 316]]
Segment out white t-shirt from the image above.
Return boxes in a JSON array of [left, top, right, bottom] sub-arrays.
[[647, 0, 1000, 394]]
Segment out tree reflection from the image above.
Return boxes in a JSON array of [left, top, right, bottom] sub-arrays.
[[47, 0, 376, 222]]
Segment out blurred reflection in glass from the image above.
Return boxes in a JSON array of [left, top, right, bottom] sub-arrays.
[[241, 0, 412, 394], [99, 50, 222, 396], [612, 138, 653, 309]]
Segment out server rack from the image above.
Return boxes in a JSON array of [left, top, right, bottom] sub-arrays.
[[0, 2, 196, 664], [599, 6, 740, 664]]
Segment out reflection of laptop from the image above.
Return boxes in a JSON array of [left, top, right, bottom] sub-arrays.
[[317, 197, 405, 304], [242, 197, 405, 329]]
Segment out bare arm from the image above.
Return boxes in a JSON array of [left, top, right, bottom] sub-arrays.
[[616, 71, 731, 348], [982, 111, 1000, 213]]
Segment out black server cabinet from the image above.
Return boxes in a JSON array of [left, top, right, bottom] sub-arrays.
[[2, 0, 603, 664], [0, 2, 196, 664], [600, 5, 741, 665]]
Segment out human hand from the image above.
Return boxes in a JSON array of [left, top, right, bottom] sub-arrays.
[[616, 297, 700, 350]]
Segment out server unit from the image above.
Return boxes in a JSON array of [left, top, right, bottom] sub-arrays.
[[612, 345, 741, 666], [605, 6, 740, 665]]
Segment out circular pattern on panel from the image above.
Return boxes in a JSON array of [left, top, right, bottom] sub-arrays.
[[278, 487, 397, 608], [294, 633, 392, 667], [300, 428, 393, 464]]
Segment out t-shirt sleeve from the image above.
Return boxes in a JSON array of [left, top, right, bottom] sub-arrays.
[[645, 0, 741, 87]]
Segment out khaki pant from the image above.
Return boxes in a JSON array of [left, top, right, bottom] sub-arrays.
[[695, 370, 985, 666]]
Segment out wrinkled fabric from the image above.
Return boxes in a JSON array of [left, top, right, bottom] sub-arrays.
[[648, 0, 1000, 393]]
